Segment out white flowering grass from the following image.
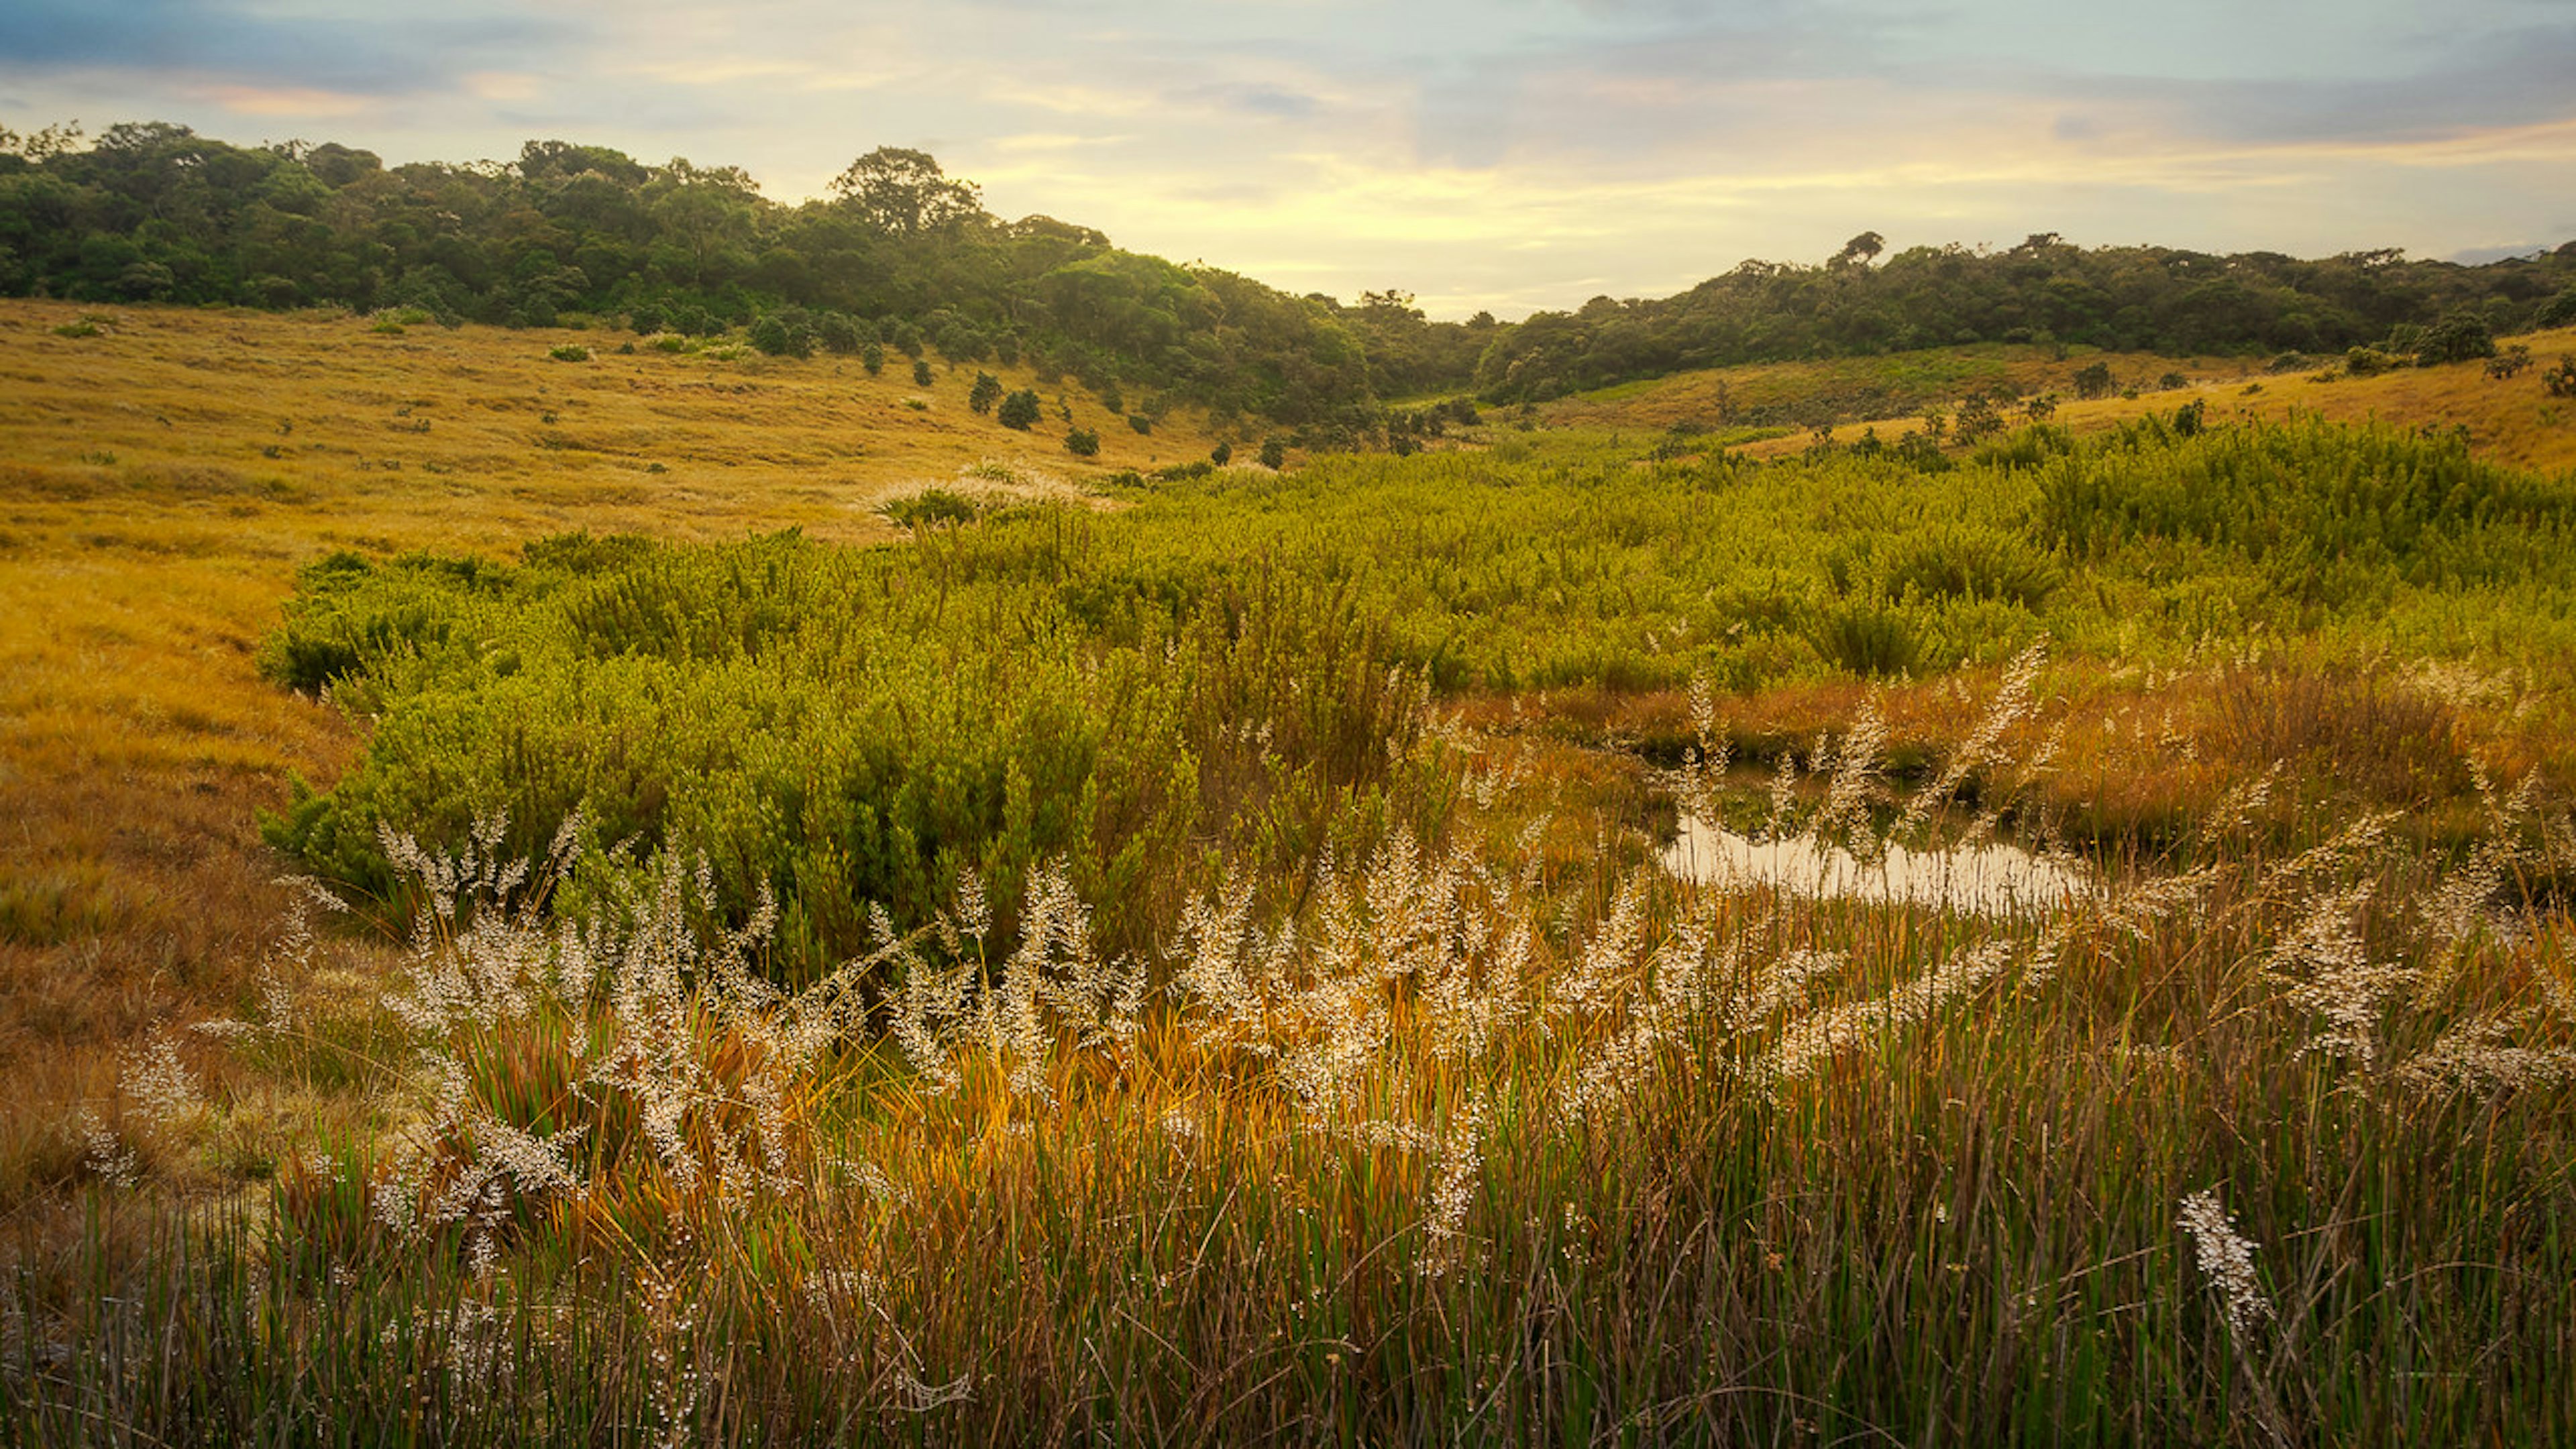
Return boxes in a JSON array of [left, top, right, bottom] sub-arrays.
[[66, 666, 2569, 1446]]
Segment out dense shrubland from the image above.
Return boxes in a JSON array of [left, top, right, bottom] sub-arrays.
[[253, 415, 2576, 974]]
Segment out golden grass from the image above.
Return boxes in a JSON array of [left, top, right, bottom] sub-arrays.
[[1534, 328, 2576, 474], [0, 299, 1231, 1203]]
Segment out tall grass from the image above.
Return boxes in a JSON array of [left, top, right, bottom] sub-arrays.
[[21, 672, 2576, 1444]]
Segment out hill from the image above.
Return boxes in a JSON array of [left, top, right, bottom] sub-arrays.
[[1523, 328, 2576, 476], [9, 122, 2574, 443], [1474, 235, 2576, 403]]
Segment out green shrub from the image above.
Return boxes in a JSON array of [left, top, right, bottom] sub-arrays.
[[548, 343, 591, 362], [881, 489, 979, 529], [2415, 311, 2497, 366], [1803, 600, 1920, 677], [1880, 526, 2060, 609], [1065, 426, 1101, 458], [259, 527, 1442, 975], [2032, 415, 2571, 588]]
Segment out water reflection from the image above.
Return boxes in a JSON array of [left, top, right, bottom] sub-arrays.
[[1660, 814, 2090, 917]]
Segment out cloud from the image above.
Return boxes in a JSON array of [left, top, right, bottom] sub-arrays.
[[0, 0, 581, 97], [1168, 83, 1326, 121], [1, 0, 2567, 317]]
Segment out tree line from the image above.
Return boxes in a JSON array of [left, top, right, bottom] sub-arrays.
[[0, 121, 1460, 439], [5, 121, 2571, 431], [1472, 231, 2576, 402]]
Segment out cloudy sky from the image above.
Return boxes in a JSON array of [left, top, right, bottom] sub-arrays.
[[4, 0, 2571, 317]]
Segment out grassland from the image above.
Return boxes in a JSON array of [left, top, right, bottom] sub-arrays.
[[1531, 328, 2576, 476], [0, 300, 1227, 1195], [6, 301, 2576, 1444]]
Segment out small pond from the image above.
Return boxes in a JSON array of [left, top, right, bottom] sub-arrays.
[[1660, 812, 2092, 918]]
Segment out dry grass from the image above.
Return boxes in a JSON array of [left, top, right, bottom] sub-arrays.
[[0, 299, 1227, 1205], [1542, 327, 2576, 474], [21, 696, 2573, 1443]]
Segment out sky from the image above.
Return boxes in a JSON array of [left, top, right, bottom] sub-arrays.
[[3, 0, 2572, 319]]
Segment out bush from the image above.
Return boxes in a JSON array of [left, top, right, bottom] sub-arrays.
[[548, 343, 590, 362], [2415, 311, 2497, 366], [912, 358, 936, 388], [1880, 526, 2061, 609], [2344, 346, 2405, 377], [998, 390, 1042, 431], [2070, 362, 2114, 400], [1952, 394, 2004, 445], [969, 372, 1002, 415], [2546, 356, 2576, 400], [1210, 441, 1233, 466], [1065, 427, 1101, 458], [1258, 437, 1287, 470], [861, 341, 884, 376], [258, 529, 1439, 975], [749, 314, 810, 359], [814, 312, 862, 356], [1803, 600, 1919, 678], [881, 489, 979, 529], [1129, 414, 1153, 435]]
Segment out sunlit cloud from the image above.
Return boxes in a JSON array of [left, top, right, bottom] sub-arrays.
[[186, 83, 376, 119]]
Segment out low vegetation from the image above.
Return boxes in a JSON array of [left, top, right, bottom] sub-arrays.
[[5, 300, 2575, 1442]]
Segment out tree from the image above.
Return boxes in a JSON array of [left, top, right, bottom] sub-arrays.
[[518, 140, 647, 186], [814, 312, 862, 355], [969, 372, 1002, 415], [2416, 310, 2497, 366], [1258, 436, 1287, 470], [1210, 441, 1232, 466], [1064, 426, 1100, 457], [912, 358, 934, 387], [998, 389, 1041, 430], [1831, 231, 1885, 268], [750, 313, 810, 357], [2071, 362, 2114, 400], [829, 148, 983, 236]]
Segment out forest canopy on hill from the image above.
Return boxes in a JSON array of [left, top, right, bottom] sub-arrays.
[[3, 119, 2572, 429]]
